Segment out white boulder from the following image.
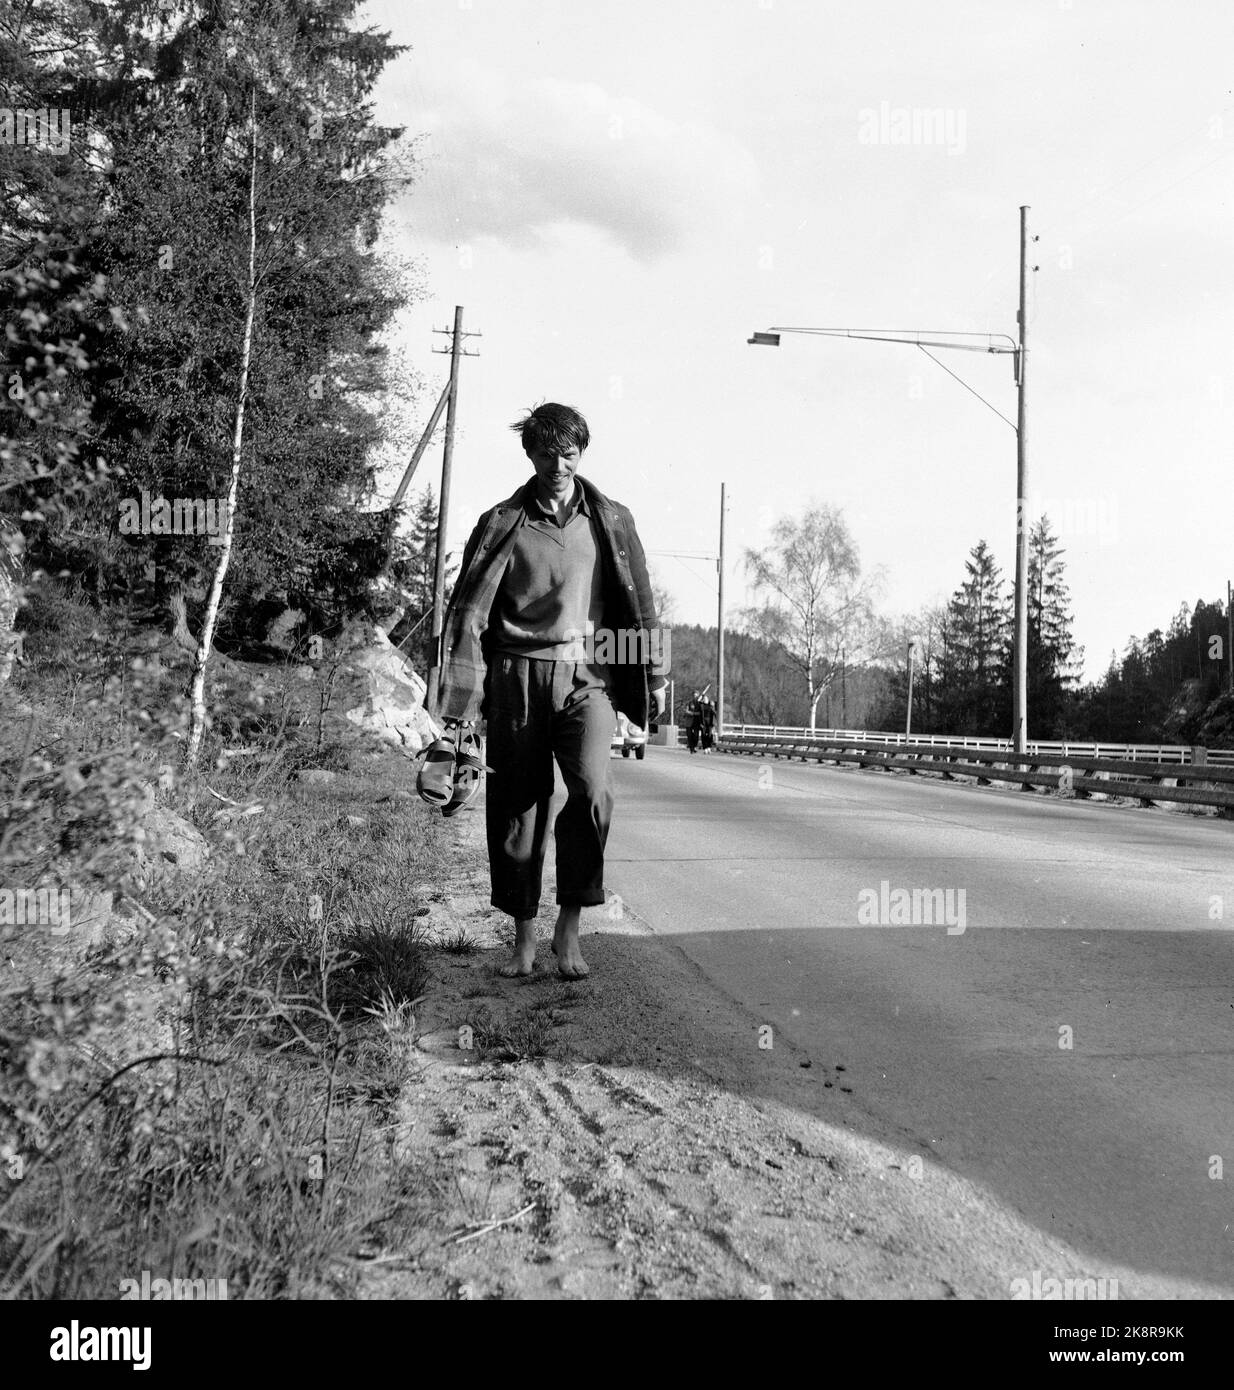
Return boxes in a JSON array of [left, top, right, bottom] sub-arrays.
[[333, 623, 440, 756]]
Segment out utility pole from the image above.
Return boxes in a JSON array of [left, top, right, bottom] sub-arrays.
[[905, 641, 915, 737], [427, 306, 480, 708], [1227, 578, 1232, 694], [1012, 205, 1031, 753], [717, 482, 727, 736]]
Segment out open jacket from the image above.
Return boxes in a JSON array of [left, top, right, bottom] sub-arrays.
[[434, 475, 667, 728]]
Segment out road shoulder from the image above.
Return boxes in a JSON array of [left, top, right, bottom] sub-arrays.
[[362, 806, 1217, 1300]]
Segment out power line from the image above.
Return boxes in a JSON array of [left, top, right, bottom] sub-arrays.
[[1059, 105, 1234, 226], [1083, 147, 1233, 234]]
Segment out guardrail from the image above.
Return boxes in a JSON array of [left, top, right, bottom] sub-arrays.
[[717, 733, 1234, 811], [717, 725, 1234, 767]]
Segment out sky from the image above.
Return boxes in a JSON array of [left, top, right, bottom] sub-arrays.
[[364, 0, 1233, 685]]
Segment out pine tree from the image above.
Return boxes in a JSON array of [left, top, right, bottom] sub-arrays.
[[63, 0, 415, 646], [386, 486, 462, 675], [409, 488, 439, 619], [938, 540, 1011, 735], [387, 487, 438, 673], [1026, 516, 1082, 737]]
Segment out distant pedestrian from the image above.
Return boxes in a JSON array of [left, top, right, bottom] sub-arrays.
[[699, 696, 717, 752], [685, 691, 702, 753]]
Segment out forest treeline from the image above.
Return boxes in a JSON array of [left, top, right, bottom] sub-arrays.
[[665, 517, 1231, 747], [3, 0, 425, 667]]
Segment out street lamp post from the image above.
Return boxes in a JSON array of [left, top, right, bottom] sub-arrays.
[[748, 205, 1034, 752], [1012, 205, 1031, 754], [717, 482, 727, 736], [905, 641, 915, 738]]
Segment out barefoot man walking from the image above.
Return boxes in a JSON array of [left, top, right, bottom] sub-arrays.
[[433, 403, 667, 978]]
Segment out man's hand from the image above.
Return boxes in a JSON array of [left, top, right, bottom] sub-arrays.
[[648, 685, 667, 721]]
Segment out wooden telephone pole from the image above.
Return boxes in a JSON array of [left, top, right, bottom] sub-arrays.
[[426, 306, 480, 708]]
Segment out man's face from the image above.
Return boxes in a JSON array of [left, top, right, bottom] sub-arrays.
[[527, 442, 582, 499]]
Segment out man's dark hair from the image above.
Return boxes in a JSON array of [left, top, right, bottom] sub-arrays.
[[510, 402, 590, 455]]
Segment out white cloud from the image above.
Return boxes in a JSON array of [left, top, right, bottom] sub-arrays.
[[397, 63, 760, 260]]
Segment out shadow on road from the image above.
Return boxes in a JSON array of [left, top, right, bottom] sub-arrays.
[[521, 917, 1234, 1294]]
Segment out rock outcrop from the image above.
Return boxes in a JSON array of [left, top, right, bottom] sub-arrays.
[[1181, 690, 1234, 749], [126, 802, 212, 902], [1160, 679, 1208, 743]]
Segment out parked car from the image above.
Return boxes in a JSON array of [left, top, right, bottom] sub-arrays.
[[612, 713, 647, 760]]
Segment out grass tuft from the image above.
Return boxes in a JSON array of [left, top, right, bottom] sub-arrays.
[[465, 1003, 553, 1063], [437, 926, 479, 956]]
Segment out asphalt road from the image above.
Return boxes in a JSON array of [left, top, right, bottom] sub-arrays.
[[602, 743, 1234, 1293]]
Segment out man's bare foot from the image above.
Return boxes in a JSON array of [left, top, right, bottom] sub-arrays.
[[498, 917, 538, 977], [551, 906, 589, 979]]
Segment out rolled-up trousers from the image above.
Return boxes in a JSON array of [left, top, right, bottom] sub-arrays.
[[484, 653, 617, 919]]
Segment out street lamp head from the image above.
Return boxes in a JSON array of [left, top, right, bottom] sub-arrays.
[[747, 331, 781, 347]]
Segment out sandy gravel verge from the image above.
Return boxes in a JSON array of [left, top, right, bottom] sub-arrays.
[[359, 802, 1223, 1300]]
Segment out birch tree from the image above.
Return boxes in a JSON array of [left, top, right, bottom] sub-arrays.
[[744, 505, 883, 732], [185, 96, 258, 770]]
